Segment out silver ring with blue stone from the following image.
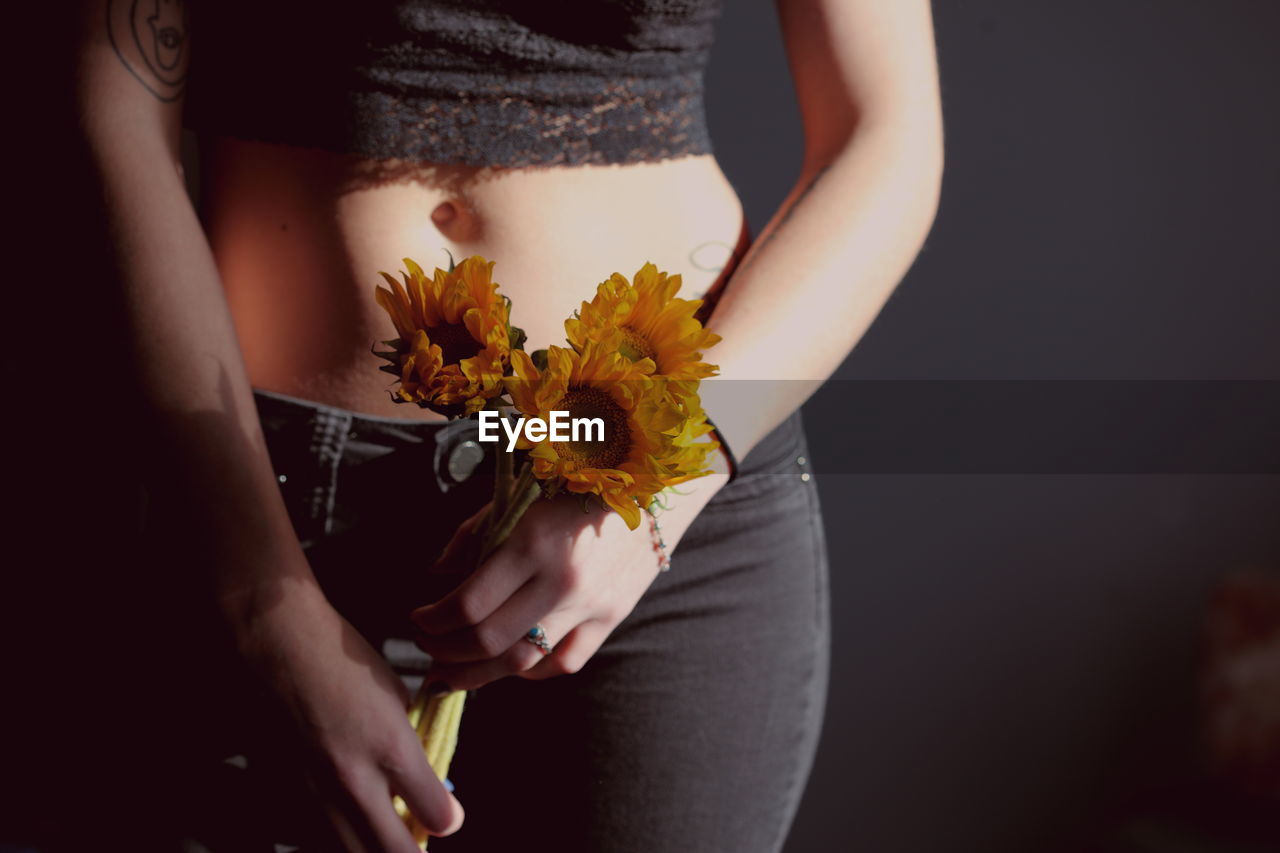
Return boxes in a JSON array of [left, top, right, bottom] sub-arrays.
[[524, 623, 553, 656]]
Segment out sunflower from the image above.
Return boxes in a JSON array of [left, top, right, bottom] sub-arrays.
[[659, 378, 721, 475], [374, 256, 519, 416], [565, 262, 722, 380], [504, 342, 717, 530]]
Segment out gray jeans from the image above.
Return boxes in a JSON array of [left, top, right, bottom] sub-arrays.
[[135, 390, 831, 853]]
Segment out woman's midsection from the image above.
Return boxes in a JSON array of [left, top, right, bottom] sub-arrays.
[[199, 137, 746, 420]]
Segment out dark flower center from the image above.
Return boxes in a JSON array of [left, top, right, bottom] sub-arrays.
[[427, 323, 484, 365], [552, 386, 632, 469]]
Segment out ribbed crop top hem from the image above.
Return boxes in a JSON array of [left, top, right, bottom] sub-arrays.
[[184, 73, 714, 169]]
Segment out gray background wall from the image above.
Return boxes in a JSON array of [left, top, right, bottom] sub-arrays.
[[703, 2, 1280, 851]]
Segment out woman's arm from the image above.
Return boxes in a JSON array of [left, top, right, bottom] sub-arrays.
[[73, 2, 461, 846], [701, 0, 945, 464], [532, 0, 945, 573], [75, 3, 307, 614], [410, 1, 943, 690], [553, 0, 945, 557]]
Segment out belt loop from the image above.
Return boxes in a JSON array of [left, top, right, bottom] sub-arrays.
[[309, 407, 354, 538]]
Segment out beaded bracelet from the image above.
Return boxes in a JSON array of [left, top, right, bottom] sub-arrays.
[[645, 503, 671, 572]]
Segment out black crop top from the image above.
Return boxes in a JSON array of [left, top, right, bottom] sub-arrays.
[[183, 0, 726, 169]]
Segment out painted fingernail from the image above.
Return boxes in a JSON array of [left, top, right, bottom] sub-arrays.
[[427, 680, 452, 696], [444, 777, 455, 792]]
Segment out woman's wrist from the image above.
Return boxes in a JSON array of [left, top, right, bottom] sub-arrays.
[[650, 468, 729, 556], [215, 555, 335, 669]]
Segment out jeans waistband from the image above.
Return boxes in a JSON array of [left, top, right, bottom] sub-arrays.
[[252, 386, 810, 544], [253, 387, 490, 546], [252, 386, 456, 434]]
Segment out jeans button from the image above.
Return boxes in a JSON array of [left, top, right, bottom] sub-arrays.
[[447, 440, 485, 483]]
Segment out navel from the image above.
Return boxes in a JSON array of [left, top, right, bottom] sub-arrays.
[[431, 199, 459, 229], [429, 197, 481, 242]]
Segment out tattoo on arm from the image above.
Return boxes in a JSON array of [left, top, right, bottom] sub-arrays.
[[107, 0, 189, 102]]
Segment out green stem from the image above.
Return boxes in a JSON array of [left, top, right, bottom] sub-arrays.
[[400, 423, 535, 849], [489, 434, 514, 529], [479, 462, 540, 563]]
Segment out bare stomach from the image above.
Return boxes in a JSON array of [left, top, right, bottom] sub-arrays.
[[198, 137, 748, 421]]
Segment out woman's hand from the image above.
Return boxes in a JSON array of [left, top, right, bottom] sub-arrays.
[[237, 582, 465, 851], [409, 475, 726, 691]]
